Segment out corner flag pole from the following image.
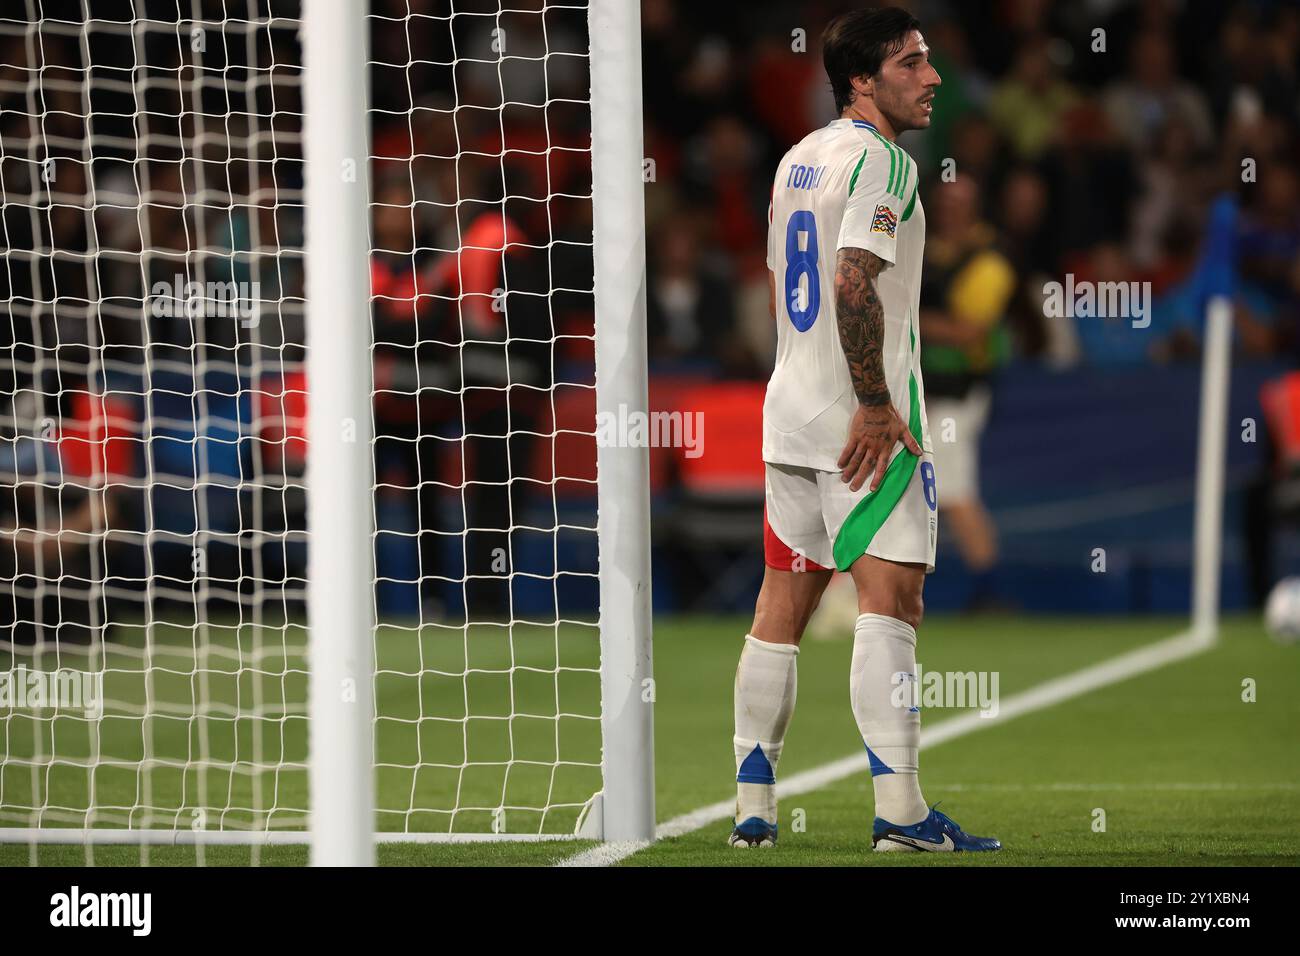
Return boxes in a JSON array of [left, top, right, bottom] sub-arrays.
[[1191, 195, 1239, 645]]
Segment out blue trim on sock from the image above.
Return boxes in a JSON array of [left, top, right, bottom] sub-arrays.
[[737, 743, 776, 784], [866, 745, 895, 777]]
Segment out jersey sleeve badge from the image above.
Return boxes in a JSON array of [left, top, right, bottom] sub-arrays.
[[871, 203, 898, 238]]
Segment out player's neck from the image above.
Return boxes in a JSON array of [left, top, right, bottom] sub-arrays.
[[843, 104, 897, 142]]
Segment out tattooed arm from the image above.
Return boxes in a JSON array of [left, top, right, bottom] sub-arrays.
[[833, 247, 922, 492], [834, 247, 891, 407]]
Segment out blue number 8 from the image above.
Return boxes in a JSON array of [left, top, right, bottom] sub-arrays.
[[920, 460, 937, 511], [784, 210, 819, 332]]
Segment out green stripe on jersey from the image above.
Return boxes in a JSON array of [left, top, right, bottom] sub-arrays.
[[868, 129, 897, 196], [897, 154, 911, 201], [865, 129, 915, 200], [902, 182, 918, 221], [848, 146, 869, 195]]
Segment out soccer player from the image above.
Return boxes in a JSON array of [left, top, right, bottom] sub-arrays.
[[730, 8, 1000, 852]]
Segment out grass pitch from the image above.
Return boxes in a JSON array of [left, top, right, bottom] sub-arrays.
[[3, 614, 1297, 866]]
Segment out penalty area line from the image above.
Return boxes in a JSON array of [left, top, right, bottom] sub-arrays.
[[555, 628, 1210, 867]]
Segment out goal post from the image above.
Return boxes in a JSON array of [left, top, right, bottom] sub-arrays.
[[302, 0, 376, 866], [0, 0, 654, 856], [589, 0, 656, 845]]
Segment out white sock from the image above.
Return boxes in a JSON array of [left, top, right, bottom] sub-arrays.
[[850, 612, 928, 825], [733, 634, 798, 824]]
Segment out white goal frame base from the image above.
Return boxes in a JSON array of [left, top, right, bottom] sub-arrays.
[[0, 829, 587, 846], [0, 791, 604, 846]]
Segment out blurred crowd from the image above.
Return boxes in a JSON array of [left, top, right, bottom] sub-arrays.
[[638, 0, 1300, 375], [3, 0, 1300, 632]]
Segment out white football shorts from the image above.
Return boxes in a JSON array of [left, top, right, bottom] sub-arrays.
[[763, 450, 938, 573]]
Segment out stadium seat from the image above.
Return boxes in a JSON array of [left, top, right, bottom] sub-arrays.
[[1259, 372, 1300, 518], [663, 381, 766, 610], [59, 390, 138, 485]]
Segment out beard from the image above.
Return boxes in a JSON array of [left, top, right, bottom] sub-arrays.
[[880, 89, 930, 132]]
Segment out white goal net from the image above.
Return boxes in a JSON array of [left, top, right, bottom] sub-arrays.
[[0, 0, 633, 859]]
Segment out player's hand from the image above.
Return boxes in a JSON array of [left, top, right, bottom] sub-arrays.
[[837, 401, 922, 493]]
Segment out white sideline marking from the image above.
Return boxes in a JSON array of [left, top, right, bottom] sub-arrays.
[[556, 628, 1209, 867], [554, 839, 651, 867]]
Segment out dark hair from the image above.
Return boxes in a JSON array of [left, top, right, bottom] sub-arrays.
[[823, 7, 923, 114]]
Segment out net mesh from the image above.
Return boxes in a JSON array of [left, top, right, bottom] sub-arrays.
[[0, 0, 602, 855]]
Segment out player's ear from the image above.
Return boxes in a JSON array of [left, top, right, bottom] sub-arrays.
[[850, 73, 873, 100]]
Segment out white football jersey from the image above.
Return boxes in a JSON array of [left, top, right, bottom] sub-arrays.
[[763, 118, 930, 472]]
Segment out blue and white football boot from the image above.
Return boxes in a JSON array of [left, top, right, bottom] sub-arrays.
[[872, 803, 1001, 852], [728, 816, 778, 848]]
